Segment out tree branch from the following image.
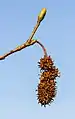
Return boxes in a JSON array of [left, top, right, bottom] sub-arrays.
[[0, 39, 37, 60], [0, 8, 47, 60]]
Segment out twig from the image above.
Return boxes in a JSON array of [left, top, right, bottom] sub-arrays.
[[0, 8, 47, 60], [0, 39, 36, 60], [0, 39, 48, 60], [36, 40, 47, 57]]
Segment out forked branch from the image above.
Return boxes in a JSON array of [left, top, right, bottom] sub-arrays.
[[0, 8, 47, 60]]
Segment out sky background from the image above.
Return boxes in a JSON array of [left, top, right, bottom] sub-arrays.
[[0, 0, 75, 119]]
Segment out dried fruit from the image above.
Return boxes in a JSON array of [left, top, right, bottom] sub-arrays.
[[38, 56, 54, 70], [36, 78, 57, 107], [36, 55, 60, 107]]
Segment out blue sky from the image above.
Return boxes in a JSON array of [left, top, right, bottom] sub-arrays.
[[0, 0, 75, 119]]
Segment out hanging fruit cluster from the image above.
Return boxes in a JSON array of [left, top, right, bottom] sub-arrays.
[[36, 56, 60, 107]]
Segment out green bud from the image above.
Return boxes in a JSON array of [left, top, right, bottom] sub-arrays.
[[38, 8, 47, 22]]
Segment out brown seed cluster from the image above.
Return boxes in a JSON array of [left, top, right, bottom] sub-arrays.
[[36, 56, 60, 107]]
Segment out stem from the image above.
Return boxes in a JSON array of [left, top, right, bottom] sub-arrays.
[[0, 8, 47, 60], [0, 21, 40, 60], [0, 40, 36, 60], [0, 39, 48, 60], [27, 21, 40, 44], [36, 40, 47, 57]]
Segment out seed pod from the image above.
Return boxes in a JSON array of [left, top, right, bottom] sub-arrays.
[[38, 56, 54, 71], [38, 8, 47, 22], [37, 55, 60, 107], [36, 78, 57, 107]]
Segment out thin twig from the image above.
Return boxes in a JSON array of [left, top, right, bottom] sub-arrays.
[[36, 40, 47, 57], [27, 21, 40, 44], [0, 8, 47, 60], [0, 39, 48, 60], [0, 21, 40, 60], [0, 39, 36, 60]]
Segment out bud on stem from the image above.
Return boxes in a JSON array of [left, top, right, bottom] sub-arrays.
[[38, 8, 47, 22]]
